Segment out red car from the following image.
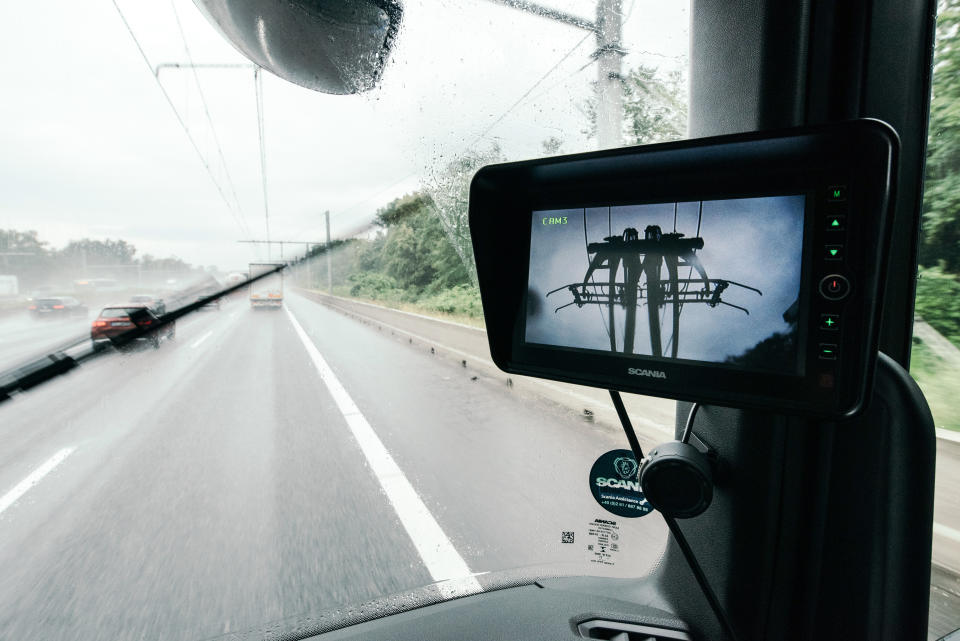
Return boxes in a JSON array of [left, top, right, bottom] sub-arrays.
[[91, 304, 175, 349]]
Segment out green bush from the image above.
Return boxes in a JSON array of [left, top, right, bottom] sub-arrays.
[[418, 284, 483, 318], [910, 338, 960, 431], [347, 272, 404, 302], [914, 267, 960, 347]]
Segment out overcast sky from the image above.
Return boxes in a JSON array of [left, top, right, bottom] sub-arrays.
[[527, 196, 805, 369], [1, 1, 688, 272]]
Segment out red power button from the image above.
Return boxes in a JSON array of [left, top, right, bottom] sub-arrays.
[[819, 274, 851, 300]]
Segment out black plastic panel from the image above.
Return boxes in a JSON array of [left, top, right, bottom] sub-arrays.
[[469, 120, 898, 418]]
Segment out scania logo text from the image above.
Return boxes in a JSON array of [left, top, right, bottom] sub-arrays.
[[627, 367, 667, 379]]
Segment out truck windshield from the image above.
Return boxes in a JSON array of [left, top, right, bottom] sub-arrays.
[[0, 1, 696, 639]]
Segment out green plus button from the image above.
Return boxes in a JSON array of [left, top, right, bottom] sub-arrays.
[[820, 313, 840, 331]]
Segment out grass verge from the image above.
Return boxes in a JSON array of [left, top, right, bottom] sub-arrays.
[[910, 338, 960, 432]]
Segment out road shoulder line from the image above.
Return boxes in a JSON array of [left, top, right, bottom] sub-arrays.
[[303, 293, 673, 437], [284, 306, 482, 598], [301, 289, 485, 332]]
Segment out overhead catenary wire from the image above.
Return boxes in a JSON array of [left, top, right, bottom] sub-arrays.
[[584, 208, 612, 347], [169, 0, 249, 236], [292, 33, 594, 241], [255, 67, 271, 254], [110, 0, 252, 239], [466, 32, 593, 151]]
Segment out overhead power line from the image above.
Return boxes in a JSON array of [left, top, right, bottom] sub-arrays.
[[169, 0, 250, 235], [292, 32, 594, 241], [254, 68, 271, 249], [466, 32, 592, 150], [110, 0, 252, 238]]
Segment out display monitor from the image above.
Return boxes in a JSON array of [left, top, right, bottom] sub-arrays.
[[469, 120, 898, 418], [525, 196, 806, 376]]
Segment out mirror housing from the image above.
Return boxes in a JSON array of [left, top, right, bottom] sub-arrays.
[[193, 0, 402, 94]]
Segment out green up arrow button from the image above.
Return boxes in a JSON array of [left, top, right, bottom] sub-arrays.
[[825, 214, 846, 231]]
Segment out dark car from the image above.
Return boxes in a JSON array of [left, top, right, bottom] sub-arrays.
[[28, 296, 88, 319], [91, 304, 175, 349], [128, 294, 166, 315]]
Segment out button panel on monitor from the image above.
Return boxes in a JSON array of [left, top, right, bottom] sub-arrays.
[[816, 183, 850, 385]]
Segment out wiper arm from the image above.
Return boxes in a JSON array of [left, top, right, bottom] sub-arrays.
[[0, 263, 289, 403]]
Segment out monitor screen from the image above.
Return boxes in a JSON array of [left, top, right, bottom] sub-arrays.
[[524, 195, 807, 375]]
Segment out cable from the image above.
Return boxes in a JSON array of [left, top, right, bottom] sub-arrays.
[[465, 32, 593, 151], [584, 209, 612, 347], [609, 390, 643, 459], [292, 33, 594, 241], [608, 391, 740, 641], [169, 0, 249, 236], [110, 0, 251, 239], [254, 67, 271, 252], [681, 402, 700, 444]]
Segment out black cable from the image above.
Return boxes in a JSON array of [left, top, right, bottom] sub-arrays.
[[586, 209, 612, 345], [681, 402, 700, 444], [610, 390, 644, 459], [661, 514, 741, 641], [608, 391, 741, 641]]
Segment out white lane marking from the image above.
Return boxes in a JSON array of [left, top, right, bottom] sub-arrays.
[[285, 307, 481, 599], [0, 447, 75, 516], [190, 331, 213, 349], [934, 522, 960, 544], [312, 295, 672, 436]]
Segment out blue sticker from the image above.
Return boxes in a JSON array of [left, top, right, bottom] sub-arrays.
[[589, 449, 653, 518]]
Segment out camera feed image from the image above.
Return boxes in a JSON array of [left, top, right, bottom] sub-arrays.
[[525, 196, 805, 374]]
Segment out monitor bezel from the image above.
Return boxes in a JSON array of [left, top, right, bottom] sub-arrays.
[[468, 120, 897, 418]]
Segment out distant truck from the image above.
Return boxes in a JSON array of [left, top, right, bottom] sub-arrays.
[[248, 263, 284, 309]]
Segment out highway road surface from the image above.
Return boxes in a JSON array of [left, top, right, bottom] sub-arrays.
[[0, 293, 957, 640], [0, 294, 667, 641]]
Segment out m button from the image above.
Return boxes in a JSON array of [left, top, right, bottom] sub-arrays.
[[827, 185, 847, 202]]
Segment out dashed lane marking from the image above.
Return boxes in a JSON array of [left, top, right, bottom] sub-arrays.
[[190, 331, 213, 349], [0, 448, 75, 516]]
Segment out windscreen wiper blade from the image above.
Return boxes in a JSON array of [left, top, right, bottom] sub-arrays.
[[0, 263, 289, 403]]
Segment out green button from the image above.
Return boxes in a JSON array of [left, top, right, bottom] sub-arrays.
[[825, 214, 846, 231], [827, 185, 847, 202]]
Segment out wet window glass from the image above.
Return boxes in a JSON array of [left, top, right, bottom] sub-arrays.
[[0, 1, 689, 639]]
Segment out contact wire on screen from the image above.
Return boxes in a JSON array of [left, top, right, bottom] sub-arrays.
[[585, 208, 612, 346]]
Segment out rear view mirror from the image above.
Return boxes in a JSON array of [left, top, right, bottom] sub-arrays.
[[193, 0, 402, 94]]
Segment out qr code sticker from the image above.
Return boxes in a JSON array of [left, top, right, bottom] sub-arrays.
[[561, 531, 575, 544]]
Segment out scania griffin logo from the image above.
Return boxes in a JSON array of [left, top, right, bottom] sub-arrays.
[[626, 367, 667, 379], [613, 457, 638, 480]]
